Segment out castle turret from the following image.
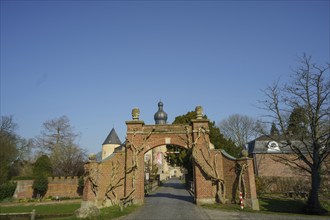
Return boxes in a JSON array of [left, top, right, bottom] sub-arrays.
[[102, 128, 121, 160]]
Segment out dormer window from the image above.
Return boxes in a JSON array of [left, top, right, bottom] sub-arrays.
[[267, 141, 280, 152]]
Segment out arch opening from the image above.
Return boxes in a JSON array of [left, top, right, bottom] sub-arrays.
[[142, 144, 191, 196]]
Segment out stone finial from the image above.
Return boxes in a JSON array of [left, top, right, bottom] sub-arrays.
[[132, 107, 140, 121], [240, 149, 249, 158], [195, 106, 204, 119]]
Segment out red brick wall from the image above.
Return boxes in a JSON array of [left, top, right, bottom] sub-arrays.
[[222, 153, 238, 202], [96, 153, 126, 206], [194, 162, 215, 203], [83, 153, 126, 206], [221, 154, 258, 203], [253, 153, 308, 177], [13, 180, 34, 199], [13, 176, 80, 199]]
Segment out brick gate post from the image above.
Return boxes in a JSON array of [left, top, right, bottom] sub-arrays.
[[125, 117, 145, 205], [191, 111, 215, 204], [245, 158, 260, 210]]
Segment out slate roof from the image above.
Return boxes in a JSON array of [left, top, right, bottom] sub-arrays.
[[247, 135, 304, 154], [102, 128, 122, 145], [101, 142, 126, 162], [114, 141, 126, 153]]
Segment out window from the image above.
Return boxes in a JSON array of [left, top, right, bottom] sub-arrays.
[[267, 141, 280, 152]]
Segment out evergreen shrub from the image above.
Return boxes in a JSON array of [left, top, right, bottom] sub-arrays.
[[0, 181, 17, 200]]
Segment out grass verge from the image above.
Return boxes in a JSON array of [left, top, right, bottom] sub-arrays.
[[0, 203, 81, 215], [202, 196, 330, 217], [0, 202, 139, 219]]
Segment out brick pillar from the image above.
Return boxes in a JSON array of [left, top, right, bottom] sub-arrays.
[[191, 117, 215, 204], [246, 159, 260, 210], [81, 161, 99, 207], [235, 158, 260, 210], [125, 120, 145, 205], [194, 162, 215, 204]]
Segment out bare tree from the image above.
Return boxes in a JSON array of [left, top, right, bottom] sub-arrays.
[[0, 116, 18, 184], [37, 115, 78, 153], [37, 115, 86, 176], [219, 114, 264, 148], [259, 54, 330, 214], [50, 143, 86, 176], [0, 115, 18, 134], [0, 116, 34, 180]]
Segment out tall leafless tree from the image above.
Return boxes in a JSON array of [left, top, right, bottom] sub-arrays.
[[37, 115, 78, 152], [0, 116, 34, 181], [36, 115, 86, 176], [219, 114, 265, 148], [259, 54, 330, 214], [0, 116, 18, 184]]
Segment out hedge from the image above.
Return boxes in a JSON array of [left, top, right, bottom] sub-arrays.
[[0, 181, 17, 200]]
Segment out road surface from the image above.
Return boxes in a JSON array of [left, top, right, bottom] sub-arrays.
[[122, 178, 208, 219], [121, 178, 330, 220]]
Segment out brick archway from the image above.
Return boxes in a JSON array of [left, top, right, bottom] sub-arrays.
[[82, 106, 259, 210], [124, 119, 206, 204]]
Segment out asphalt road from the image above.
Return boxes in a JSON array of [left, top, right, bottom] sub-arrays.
[[121, 178, 330, 220], [122, 178, 209, 219]]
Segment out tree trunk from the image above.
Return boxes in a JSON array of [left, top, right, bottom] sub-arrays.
[[304, 168, 327, 214]]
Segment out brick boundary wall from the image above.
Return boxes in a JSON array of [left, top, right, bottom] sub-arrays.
[[13, 176, 81, 199]]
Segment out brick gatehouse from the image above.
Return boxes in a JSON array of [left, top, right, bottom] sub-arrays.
[[82, 104, 259, 210]]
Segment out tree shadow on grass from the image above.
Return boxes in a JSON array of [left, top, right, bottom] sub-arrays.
[[260, 197, 305, 214]]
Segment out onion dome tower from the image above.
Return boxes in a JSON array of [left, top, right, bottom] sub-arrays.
[[154, 101, 168, 124]]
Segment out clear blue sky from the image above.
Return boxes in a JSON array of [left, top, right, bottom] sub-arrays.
[[1, 0, 329, 154]]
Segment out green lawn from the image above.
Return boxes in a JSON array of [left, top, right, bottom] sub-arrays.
[[259, 195, 330, 214], [258, 196, 306, 213], [0, 203, 80, 214], [97, 205, 140, 220], [0, 202, 139, 219], [202, 195, 330, 216], [1, 196, 329, 219]]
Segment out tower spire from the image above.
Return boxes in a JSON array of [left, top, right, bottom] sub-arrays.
[[154, 101, 168, 124]]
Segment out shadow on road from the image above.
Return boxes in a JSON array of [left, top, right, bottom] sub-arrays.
[[160, 180, 186, 190], [145, 178, 194, 203], [146, 192, 194, 203]]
